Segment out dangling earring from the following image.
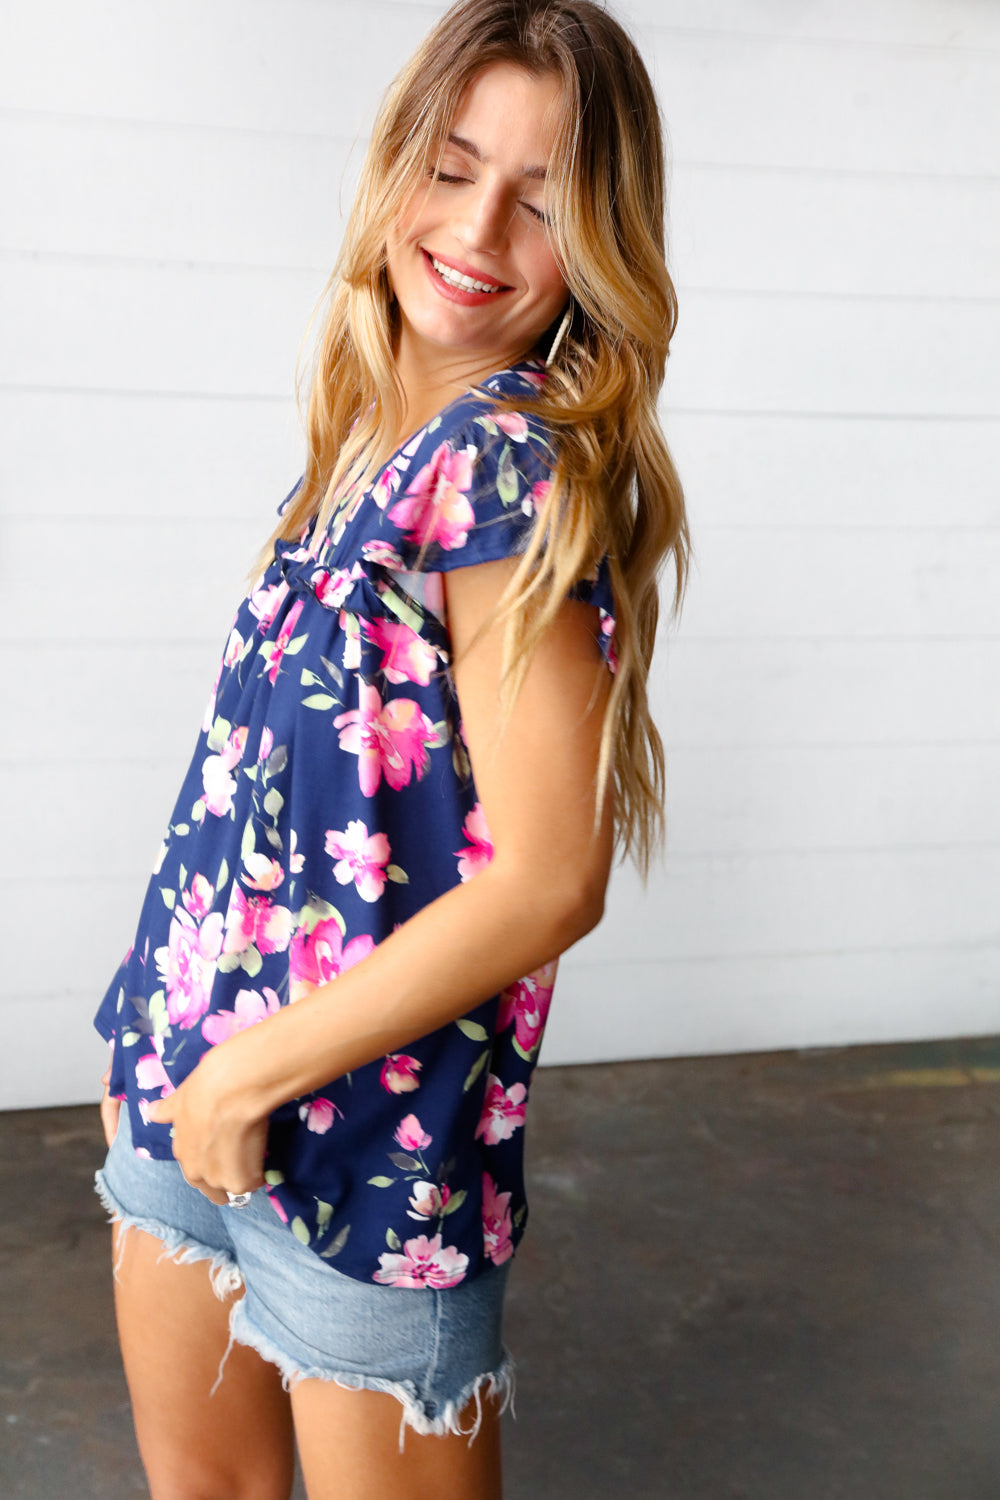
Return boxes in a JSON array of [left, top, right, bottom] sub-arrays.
[[545, 300, 574, 367]]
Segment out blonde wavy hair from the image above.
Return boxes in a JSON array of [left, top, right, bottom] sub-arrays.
[[259, 0, 689, 876]]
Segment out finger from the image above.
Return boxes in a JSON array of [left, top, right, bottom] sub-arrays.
[[99, 1089, 121, 1150], [193, 1181, 232, 1207]]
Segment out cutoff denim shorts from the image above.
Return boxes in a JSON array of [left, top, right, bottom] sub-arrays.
[[95, 1107, 514, 1447]]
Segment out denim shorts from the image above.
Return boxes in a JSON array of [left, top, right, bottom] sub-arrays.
[[95, 1107, 514, 1448]]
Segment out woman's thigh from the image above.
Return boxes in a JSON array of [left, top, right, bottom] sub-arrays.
[[290, 1379, 503, 1500], [112, 1222, 296, 1500], [98, 1109, 295, 1498]]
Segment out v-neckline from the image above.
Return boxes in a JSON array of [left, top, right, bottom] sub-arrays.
[[363, 356, 543, 493]]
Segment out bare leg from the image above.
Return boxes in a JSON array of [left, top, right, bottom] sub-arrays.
[[112, 1221, 296, 1500], [291, 1380, 504, 1500]]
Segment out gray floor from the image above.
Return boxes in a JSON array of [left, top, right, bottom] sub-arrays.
[[3, 1036, 1000, 1499]]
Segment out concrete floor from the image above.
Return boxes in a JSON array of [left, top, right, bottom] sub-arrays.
[[2, 1036, 1000, 1499]]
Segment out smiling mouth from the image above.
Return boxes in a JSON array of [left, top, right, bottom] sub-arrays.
[[424, 251, 510, 294]]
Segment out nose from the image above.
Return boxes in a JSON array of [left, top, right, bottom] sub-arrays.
[[454, 177, 513, 256]]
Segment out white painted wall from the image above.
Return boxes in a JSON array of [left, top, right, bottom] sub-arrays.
[[3, 1, 997, 1108]]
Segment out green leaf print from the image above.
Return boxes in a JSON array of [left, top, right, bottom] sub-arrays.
[[264, 1169, 285, 1186], [178, 864, 187, 891], [148, 991, 169, 1036], [295, 895, 346, 937], [243, 764, 258, 781], [462, 1049, 490, 1093], [173, 824, 189, 837], [216, 952, 243, 975], [159, 888, 175, 909], [216, 857, 229, 890], [496, 443, 519, 506], [385, 865, 409, 885], [367, 1176, 397, 1189], [240, 818, 256, 862], [455, 1019, 488, 1043], [316, 1200, 333, 1229], [284, 635, 307, 657], [321, 1223, 351, 1259], [427, 721, 451, 750], [300, 668, 324, 688], [263, 788, 284, 819], [238, 945, 263, 978], [302, 693, 337, 710], [442, 1189, 467, 1217], [264, 826, 282, 851], [266, 744, 288, 776], [121, 1030, 141, 1047], [206, 716, 232, 754], [291, 1216, 311, 1246], [388, 1152, 421, 1173], [386, 1227, 402, 1251]]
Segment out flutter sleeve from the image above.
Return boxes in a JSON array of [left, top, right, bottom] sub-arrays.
[[376, 405, 558, 573], [365, 394, 618, 673]]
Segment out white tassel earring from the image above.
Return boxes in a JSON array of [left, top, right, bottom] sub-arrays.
[[545, 300, 574, 367]]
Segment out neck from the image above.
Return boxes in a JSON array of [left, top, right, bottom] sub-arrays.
[[388, 323, 533, 448]]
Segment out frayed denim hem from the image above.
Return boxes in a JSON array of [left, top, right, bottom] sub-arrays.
[[93, 1167, 243, 1302], [227, 1297, 516, 1453]]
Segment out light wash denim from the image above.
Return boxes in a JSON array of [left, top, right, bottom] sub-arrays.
[[95, 1108, 514, 1448]]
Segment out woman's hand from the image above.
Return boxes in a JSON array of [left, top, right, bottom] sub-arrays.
[[99, 1055, 121, 1149], [146, 1044, 270, 1206]]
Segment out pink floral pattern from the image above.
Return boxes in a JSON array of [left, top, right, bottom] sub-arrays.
[[373, 1233, 470, 1289], [475, 1074, 529, 1145], [454, 802, 494, 882], [156, 909, 225, 1030], [289, 916, 376, 1003], [388, 441, 476, 552], [325, 820, 391, 903], [482, 1172, 514, 1265], [380, 1054, 422, 1093], [96, 357, 617, 1286], [201, 985, 281, 1045], [360, 617, 438, 686], [222, 887, 293, 958], [497, 961, 558, 1060], [334, 683, 437, 797]]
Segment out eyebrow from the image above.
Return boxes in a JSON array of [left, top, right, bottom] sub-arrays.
[[446, 132, 548, 181]]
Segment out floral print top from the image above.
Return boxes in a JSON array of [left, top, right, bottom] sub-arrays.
[[95, 356, 617, 1288]]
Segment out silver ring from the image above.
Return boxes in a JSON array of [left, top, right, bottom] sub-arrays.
[[225, 1190, 253, 1208]]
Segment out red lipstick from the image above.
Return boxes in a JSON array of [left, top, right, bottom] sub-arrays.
[[421, 249, 512, 306]]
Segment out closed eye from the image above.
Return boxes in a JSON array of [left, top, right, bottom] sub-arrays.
[[427, 168, 551, 226]]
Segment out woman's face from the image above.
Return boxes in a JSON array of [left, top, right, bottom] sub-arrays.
[[386, 62, 569, 380]]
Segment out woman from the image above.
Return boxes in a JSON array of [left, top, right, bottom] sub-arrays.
[[95, 1, 688, 1495]]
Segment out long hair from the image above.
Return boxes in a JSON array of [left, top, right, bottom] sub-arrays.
[[257, 0, 690, 876]]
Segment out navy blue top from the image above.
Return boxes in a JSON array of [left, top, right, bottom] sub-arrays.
[[95, 356, 617, 1288]]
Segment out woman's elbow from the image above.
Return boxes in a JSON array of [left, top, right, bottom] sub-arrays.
[[547, 863, 609, 948]]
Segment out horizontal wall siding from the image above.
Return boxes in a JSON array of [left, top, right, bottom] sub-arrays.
[[2, 0, 997, 1107]]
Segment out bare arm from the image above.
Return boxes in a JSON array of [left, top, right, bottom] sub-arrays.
[[150, 557, 614, 1200]]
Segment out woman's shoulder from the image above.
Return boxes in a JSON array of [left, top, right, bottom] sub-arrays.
[[362, 357, 558, 574], [405, 355, 555, 470]]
